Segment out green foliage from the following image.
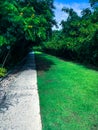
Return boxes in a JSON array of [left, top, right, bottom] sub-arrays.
[[0, 0, 55, 66], [0, 35, 7, 46], [43, 6, 98, 66], [0, 67, 7, 77], [42, 31, 66, 56]]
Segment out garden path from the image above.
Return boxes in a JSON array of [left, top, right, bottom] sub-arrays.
[[0, 52, 42, 130]]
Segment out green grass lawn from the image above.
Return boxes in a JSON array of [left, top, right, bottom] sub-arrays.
[[35, 52, 98, 130]]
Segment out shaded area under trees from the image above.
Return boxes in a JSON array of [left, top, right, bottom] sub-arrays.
[[0, 0, 56, 72]]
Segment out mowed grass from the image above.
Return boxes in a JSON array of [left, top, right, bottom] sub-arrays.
[[35, 52, 98, 130]]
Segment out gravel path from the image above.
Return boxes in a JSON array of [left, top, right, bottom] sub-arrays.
[[0, 52, 42, 130]]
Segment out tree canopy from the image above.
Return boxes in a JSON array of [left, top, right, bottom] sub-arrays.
[[0, 0, 55, 66], [42, 1, 98, 66]]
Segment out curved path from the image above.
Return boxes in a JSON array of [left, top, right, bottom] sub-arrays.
[[0, 52, 42, 130]]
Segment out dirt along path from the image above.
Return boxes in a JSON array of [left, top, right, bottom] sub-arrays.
[[0, 52, 42, 130]]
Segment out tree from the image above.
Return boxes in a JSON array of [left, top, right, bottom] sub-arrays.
[[43, 5, 98, 66], [89, 0, 98, 7], [0, 0, 56, 66], [81, 8, 92, 19]]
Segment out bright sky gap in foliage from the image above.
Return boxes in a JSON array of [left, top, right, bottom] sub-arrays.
[[53, 0, 90, 30]]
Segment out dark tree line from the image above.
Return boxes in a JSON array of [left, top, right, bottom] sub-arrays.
[[42, 0, 98, 66], [0, 0, 55, 69]]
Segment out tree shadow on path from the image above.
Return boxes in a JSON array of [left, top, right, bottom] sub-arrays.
[[0, 52, 55, 112]]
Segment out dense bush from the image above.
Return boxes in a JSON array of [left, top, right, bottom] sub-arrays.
[[0, 0, 55, 67], [0, 67, 7, 77], [42, 7, 98, 66]]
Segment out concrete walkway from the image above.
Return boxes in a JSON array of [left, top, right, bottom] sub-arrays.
[[0, 52, 42, 130]]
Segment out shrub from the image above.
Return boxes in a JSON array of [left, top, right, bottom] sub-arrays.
[[0, 67, 7, 77]]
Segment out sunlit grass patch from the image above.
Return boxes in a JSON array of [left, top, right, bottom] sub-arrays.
[[35, 52, 98, 130]]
